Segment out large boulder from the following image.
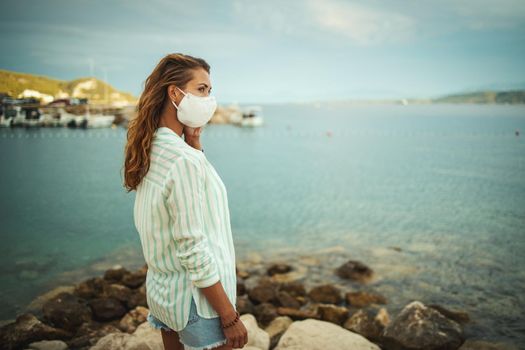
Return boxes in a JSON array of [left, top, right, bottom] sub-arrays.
[[335, 260, 374, 283], [240, 314, 270, 350], [126, 284, 147, 309], [317, 304, 350, 325], [308, 284, 343, 304], [458, 339, 520, 350], [74, 277, 108, 300], [103, 266, 130, 283], [103, 283, 132, 303], [0, 313, 71, 350], [237, 295, 255, 316], [119, 306, 149, 333], [274, 318, 381, 350], [344, 308, 390, 342], [382, 301, 464, 350], [253, 303, 279, 327], [121, 269, 146, 289], [267, 263, 293, 276], [428, 304, 470, 325], [269, 264, 307, 284], [264, 316, 293, 349], [276, 307, 319, 321], [276, 291, 301, 309], [279, 281, 306, 298], [42, 292, 92, 332], [66, 323, 121, 349], [248, 281, 279, 304], [88, 298, 127, 321], [25, 286, 76, 316], [345, 291, 387, 308]]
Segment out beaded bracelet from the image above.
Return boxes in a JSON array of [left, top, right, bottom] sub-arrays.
[[221, 311, 240, 329]]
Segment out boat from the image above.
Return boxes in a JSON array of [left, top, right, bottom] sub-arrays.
[[76, 115, 88, 129], [86, 113, 115, 128], [23, 107, 44, 127], [56, 108, 87, 128], [3, 105, 42, 127], [40, 112, 62, 127], [0, 116, 13, 127], [57, 108, 78, 127], [23, 117, 44, 128], [12, 105, 44, 127], [11, 106, 26, 126], [83, 103, 115, 128], [241, 106, 264, 127]]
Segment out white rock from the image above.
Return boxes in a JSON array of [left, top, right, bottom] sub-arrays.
[[90, 322, 163, 350], [240, 314, 270, 350], [275, 319, 381, 350], [264, 316, 293, 339], [93, 313, 270, 350], [28, 340, 68, 350], [119, 306, 149, 333]]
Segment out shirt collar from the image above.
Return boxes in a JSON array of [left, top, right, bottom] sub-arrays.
[[154, 127, 185, 142], [154, 127, 205, 157]]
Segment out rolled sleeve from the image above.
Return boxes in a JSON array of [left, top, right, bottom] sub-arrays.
[[165, 156, 220, 288]]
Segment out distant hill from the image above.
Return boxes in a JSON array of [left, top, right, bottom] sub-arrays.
[[0, 69, 137, 106], [432, 90, 525, 104]]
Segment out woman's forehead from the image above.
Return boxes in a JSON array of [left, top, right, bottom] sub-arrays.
[[191, 68, 210, 81]]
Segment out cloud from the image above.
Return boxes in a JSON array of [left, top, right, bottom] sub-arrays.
[[0, 16, 257, 75], [232, 0, 313, 37], [444, 0, 525, 30], [232, 0, 416, 45], [232, 0, 525, 46], [1, 0, 523, 101], [306, 0, 416, 45]]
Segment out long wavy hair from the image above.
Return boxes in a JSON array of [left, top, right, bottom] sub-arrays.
[[122, 53, 211, 192]]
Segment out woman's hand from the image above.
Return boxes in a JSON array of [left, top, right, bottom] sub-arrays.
[[200, 284, 247, 348], [182, 125, 203, 150], [222, 318, 248, 349], [182, 125, 202, 138]]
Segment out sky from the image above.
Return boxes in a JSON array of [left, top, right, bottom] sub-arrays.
[[1, 0, 525, 104]]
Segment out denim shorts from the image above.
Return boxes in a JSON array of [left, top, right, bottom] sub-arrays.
[[147, 295, 228, 350]]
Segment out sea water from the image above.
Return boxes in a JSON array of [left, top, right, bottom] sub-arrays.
[[0, 103, 523, 346]]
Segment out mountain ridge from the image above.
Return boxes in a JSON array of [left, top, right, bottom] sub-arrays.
[[0, 69, 137, 106], [1, 69, 524, 105]]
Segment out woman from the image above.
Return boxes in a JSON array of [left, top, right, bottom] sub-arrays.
[[123, 53, 248, 350]]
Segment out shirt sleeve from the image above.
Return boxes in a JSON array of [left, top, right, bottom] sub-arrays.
[[165, 156, 220, 288]]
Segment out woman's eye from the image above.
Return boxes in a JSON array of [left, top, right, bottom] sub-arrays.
[[199, 87, 205, 92]]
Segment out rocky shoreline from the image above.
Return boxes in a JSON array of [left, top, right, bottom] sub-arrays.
[[0, 250, 519, 350]]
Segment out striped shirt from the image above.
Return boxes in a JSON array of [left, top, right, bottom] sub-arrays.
[[133, 126, 237, 331]]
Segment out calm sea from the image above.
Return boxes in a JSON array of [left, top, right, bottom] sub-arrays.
[[0, 103, 524, 346]]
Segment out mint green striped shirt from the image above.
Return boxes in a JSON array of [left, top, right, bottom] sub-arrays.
[[133, 126, 237, 331]]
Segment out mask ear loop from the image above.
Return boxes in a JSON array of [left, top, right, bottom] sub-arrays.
[[176, 86, 187, 97], [172, 87, 186, 111], [171, 99, 179, 111]]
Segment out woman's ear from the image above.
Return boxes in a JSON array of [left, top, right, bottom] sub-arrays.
[[168, 84, 178, 101]]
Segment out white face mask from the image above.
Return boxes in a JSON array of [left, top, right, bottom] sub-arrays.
[[171, 86, 217, 128]]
